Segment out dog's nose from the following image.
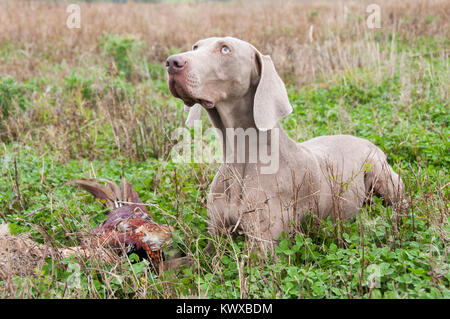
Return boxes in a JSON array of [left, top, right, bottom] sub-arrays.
[[166, 55, 187, 74]]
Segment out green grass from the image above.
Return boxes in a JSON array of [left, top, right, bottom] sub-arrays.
[[0, 33, 448, 298]]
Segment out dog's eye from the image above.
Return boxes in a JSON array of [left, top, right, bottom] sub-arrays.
[[220, 45, 231, 54], [192, 45, 199, 51]]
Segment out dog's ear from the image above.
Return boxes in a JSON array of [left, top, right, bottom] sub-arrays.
[[252, 49, 292, 131], [184, 103, 202, 127]]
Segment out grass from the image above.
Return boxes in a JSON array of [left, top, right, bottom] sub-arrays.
[[0, 0, 448, 298]]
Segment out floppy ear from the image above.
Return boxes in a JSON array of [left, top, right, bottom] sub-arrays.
[[253, 50, 292, 131], [184, 103, 202, 128]]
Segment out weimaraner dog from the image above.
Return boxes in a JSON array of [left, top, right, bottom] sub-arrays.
[[166, 37, 406, 251]]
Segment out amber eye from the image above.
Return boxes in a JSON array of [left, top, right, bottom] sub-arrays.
[[220, 45, 231, 54], [192, 45, 199, 51]]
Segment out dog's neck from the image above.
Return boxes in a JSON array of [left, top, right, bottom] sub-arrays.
[[205, 91, 295, 176], [215, 89, 257, 130]]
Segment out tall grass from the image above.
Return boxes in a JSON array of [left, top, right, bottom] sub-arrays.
[[0, 0, 448, 83], [0, 0, 448, 298]]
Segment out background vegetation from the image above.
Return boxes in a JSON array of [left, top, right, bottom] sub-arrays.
[[0, 0, 448, 298]]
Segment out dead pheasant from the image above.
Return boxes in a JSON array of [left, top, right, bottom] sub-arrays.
[[67, 178, 173, 264]]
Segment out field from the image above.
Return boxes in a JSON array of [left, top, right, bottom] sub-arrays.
[[0, 0, 448, 298]]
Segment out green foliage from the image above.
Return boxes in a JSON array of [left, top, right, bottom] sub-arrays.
[[98, 33, 145, 80], [424, 13, 440, 25], [284, 53, 449, 171], [0, 76, 35, 117], [63, 71, 95, 103]]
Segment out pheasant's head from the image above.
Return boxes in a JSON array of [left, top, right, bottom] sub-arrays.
[[137, 223, 174, 251]]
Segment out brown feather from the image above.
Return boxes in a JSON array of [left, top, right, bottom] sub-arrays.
[[120, 178, 131, 202], [67, 179, 117, 208], [118, 178, 148, 213], [101, 179, 122, 203]]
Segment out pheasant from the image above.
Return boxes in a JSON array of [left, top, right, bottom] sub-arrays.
[[0, 179, 173, 280], [67, 178, 173, 264]]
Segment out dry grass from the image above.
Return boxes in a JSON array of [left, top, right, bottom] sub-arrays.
[[0, 0, 448, 162], [0, 0, 448, 83]]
